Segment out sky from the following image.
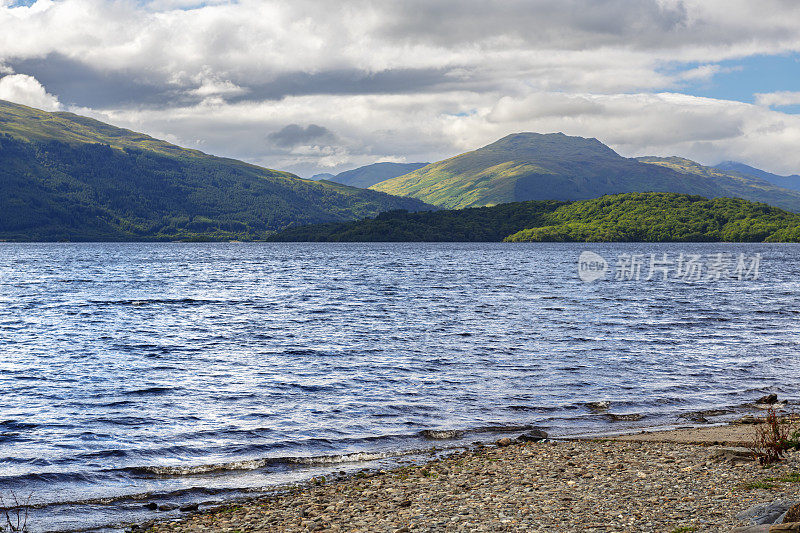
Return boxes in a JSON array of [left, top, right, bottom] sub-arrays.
[[1, 0, 800, 178]]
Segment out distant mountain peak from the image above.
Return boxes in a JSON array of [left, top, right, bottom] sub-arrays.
[[482, 131, 620, 160], [714, 161, 800, 192], [371, 132, 800, 211], [716, 160, 800, 178], [311, 172, 336, 180], [327, 161, 429, 189]]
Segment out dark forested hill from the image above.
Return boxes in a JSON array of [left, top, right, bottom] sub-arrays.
[[269, 200, 565, 241], [270, 193, 800, 243], [0, 100, 432, 241], [370, 133, 800, 212]]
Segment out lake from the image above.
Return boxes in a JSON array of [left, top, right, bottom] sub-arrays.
[[1, 242, 799, 531]]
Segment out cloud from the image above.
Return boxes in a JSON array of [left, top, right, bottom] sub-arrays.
[[267, 124, 336, 148], [92, 89, 800, 178], [191, 78, 246, 98], [1, 0, 800, 176], [755, 91, 800, 107], [0, 73, 61, 110], [9, 54, 187, 108], [3, 0, 800, 106], [488, 93, 604, 122]]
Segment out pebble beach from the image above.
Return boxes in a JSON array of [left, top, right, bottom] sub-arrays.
[[137, 424, 800, 533]]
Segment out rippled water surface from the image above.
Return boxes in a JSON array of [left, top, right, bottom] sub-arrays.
[[2, 242, 800, 531]]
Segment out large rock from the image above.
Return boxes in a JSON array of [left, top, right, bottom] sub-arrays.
[[730, 526, 800, 533], [517, 429, 549, 442], [757, 394, 779, 405], [711, 447, 755, 464], [157, 503, 179, 511], [737, 499, 798, 525], [770, 524, 800, 532], [784, 504, 800, 523], [739, 415, 761, 425]]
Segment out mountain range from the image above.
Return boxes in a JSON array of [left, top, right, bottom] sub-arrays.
[[3, 100, 800, 242], [713, 161, 800, 192], [0, 100, 432, 241], [370, 133, 800, 212], [313, 162, 429, 188]]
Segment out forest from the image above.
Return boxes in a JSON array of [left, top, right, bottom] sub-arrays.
[[271, 193, 800, 243]]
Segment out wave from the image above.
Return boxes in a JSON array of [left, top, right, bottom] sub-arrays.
[[86, 298, 223, 307], [123, 387, 178, 396], [0, 419, 38, 431], [9, 485, 239, 511], [0, 470, 98, 486], [126, 449, 425, 477]]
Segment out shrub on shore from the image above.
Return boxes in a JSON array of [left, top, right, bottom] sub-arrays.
[[750, 407, 800, 464], [0, 491, 31, 533]]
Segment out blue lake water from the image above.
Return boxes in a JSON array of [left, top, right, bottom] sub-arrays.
[[1, 242, 800, 531]]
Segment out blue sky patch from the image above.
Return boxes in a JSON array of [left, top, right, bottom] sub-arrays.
[[668, 53, 800, 112]]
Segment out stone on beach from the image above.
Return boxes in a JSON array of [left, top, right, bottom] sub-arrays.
[[419, 429, 461, 440], [785, 503, 800, 523], [757, 394, 780, 405], [516, 429, 548, 442], [712, 447, 756, 464], [737, 498, 798, 525], [771, 524, 800, 532], [732, 525, 800, 533]]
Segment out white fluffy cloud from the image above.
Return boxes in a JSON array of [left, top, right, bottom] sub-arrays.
[[1, 0, 800, 175], [0, 73, 61, 110], [755, 91, 800, 107], [91, 90, 800, 177]]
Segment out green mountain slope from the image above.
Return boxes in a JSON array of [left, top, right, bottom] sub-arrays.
[[636, 156, 800, 211], [370, 132, 800, 212], [270, 193, 800, 243], [327, 162, 429, 188], [506, 193, 800, 242], [0, 100, 433, 241]]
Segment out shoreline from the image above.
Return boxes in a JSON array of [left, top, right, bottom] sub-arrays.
[[129, 420, 800, 533], [30, 418, 765, 532]]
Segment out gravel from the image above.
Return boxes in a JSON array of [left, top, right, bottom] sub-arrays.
[[140, 439, 800, 532]]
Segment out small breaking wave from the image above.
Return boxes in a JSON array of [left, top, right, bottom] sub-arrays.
[[126, 449, 426, 477]]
